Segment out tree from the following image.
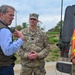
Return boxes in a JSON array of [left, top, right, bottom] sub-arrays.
[[56, 20, 64, 30], [49, 20, 64, 32], [16, 25, 22, 30], [22, 22, 28, 29]]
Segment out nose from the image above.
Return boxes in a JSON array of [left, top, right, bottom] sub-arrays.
[[12, 17, 14, 20], [11, 16, 14, 20]]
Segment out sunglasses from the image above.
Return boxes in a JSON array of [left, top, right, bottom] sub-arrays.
[[30, 18, 37, 20]]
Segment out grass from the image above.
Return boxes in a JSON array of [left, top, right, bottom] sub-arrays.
[[45, 31, 60, 61], [45, 48, 60, 62], [46, 31, 59, 35]]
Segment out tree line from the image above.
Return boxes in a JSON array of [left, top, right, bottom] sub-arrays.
[[10, 20, 64, 32]]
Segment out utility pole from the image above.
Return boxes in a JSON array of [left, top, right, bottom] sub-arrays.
[[15, 10, 17, 29], [61, 0, 63, 25]]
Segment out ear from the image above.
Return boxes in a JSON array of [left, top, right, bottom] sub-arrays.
[[0, 12, 4, 16], [0, 12, 4, 19], [0, 12, 1, 16]]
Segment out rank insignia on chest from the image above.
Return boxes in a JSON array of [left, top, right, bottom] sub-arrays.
[[31, 37, 34, 40]]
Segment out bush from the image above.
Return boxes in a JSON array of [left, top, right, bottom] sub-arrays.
[[49, 36, 58, 44]]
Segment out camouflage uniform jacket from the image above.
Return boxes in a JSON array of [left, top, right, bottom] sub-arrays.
[[18, 27, 50, 67]]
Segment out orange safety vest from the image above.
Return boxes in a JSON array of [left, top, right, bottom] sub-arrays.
[[71, 29, 75, 59]]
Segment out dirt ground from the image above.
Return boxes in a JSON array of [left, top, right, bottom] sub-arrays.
[[14, 62, 71, 75]]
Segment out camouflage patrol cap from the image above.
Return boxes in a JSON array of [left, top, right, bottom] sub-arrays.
[[29, 13, 39, 20]]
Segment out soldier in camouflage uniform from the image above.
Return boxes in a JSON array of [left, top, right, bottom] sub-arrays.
[[18, 13, 50, 75]]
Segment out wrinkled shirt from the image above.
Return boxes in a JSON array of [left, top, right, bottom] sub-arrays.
[[0, 28, 23, 56]]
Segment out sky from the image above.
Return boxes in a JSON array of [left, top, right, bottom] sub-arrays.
[[0, 0, 75, 32]]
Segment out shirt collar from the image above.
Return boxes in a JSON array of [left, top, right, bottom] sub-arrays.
[[0, 19, 7, 25]]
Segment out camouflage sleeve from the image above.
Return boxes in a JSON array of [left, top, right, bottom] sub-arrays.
[[38, 33, 50, 59], [17, 47, 28, 59], [17, 48, 24, 58], [17, 29, 28, 59]]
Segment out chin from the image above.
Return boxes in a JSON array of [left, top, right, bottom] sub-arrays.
[[9, 22, 12, 25], [7, 23, 11, 25]]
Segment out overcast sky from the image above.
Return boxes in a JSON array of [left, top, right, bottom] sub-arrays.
[[0, 0, 75, 31]]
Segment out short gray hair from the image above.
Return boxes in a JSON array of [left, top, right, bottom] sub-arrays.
[[0, 5, 15, 14]]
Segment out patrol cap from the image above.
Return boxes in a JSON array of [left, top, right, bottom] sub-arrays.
[[29, 13, 39, 20]]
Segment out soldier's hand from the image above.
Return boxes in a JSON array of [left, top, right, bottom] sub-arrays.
[[13, 30, 24, 40], [31, 51, 38, 60], [28, 52, 32, 59], [28, 51, 38, 60]]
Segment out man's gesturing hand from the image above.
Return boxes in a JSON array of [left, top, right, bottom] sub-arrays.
[[13, 30, 24, 40]]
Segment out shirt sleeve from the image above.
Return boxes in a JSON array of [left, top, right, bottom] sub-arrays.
[[38, 33, 50, 59], [0, 28, 24, 56]]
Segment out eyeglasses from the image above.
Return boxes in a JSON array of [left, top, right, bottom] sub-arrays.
[[30, 18, 37, 20]]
